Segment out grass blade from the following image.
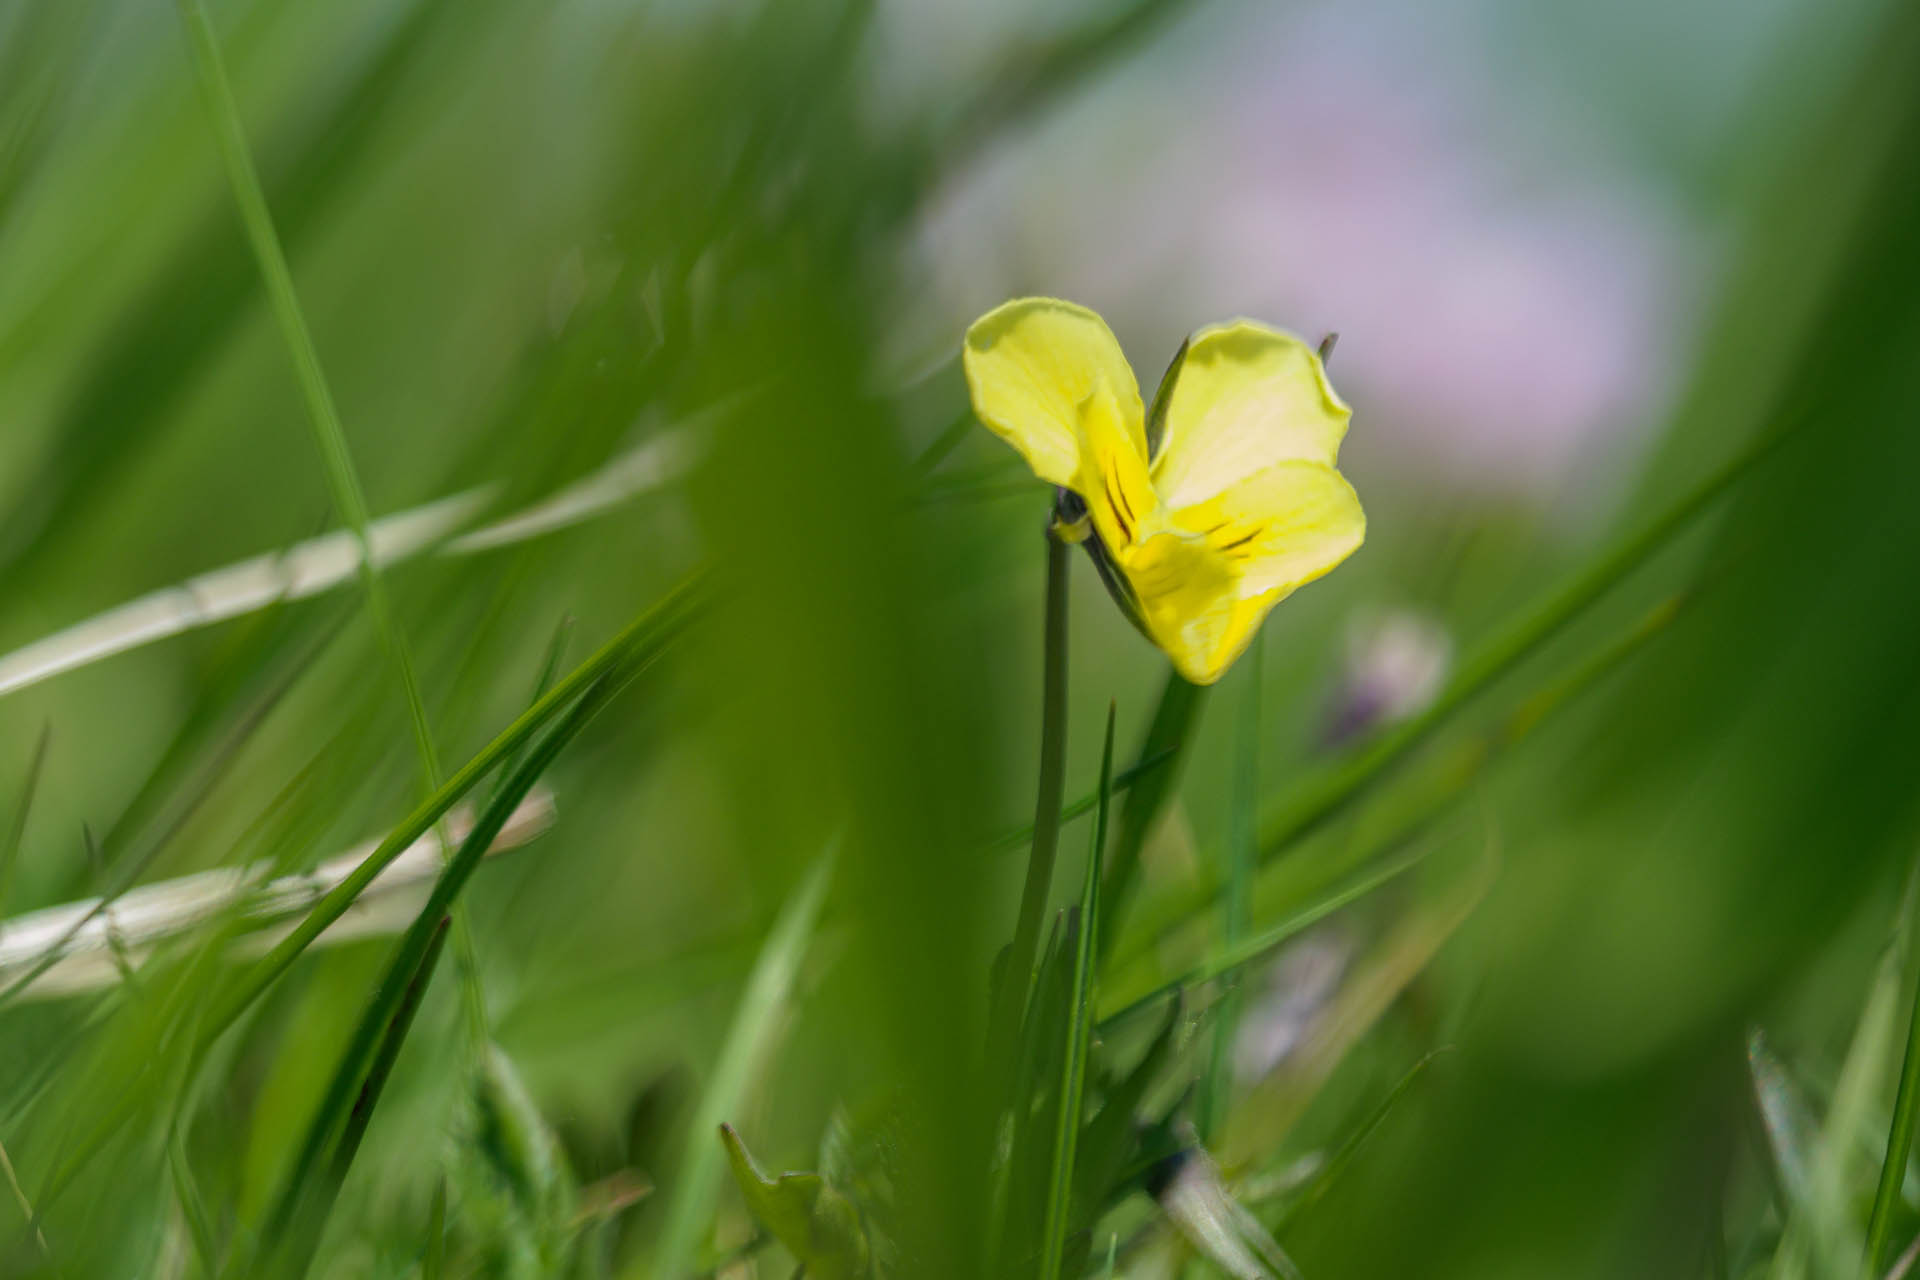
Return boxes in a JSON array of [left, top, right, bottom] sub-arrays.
[[1866, 865, 1920, 1272], [1271, 1047, 1451, 1228], [262, 915, 453, 1279], [1099, 841, 1429, 1030], [423, 1178, 446, 1280], [1098, 668, 1206, 957], [990, 527, 1073, 1079], [31, 577, 701, 1217], [1113, 417, 1790, 970], [647, 849, 835, 1280], [175, 0, 496, 1049], [168, 1124, 220, 1275], [255, 656, 646, 1269], [0, 723, 50, 918], [204, 576, 702, 1040], [1039, 703, 1116, 1280], [1202, 643, 1261, 1140]]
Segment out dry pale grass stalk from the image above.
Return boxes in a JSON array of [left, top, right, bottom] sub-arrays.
[[0, 788, 554, 999]]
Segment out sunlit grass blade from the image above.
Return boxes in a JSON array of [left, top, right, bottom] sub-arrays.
[[646, 848, 835, 1280], [0, 432, 689, 706], [0, 791, 551, 1001], [1039, 703, 1115, 1280]]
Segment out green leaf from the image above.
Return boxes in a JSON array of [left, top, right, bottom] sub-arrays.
[[719, 1124, 871, 1280]]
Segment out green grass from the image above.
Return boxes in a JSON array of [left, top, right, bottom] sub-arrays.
[[4, 0, 1920, 1277]]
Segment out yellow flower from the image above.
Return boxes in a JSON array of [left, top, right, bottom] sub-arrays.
[[963, 297, 1365, 685]]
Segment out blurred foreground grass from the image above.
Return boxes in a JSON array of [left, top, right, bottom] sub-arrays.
[[2, 0, 1920, 1277]]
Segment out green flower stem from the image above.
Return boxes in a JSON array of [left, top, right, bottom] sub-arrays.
[[1865, 887, 1920, 1274]]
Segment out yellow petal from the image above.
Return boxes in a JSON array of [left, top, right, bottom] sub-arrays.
[[1135, 460, 1365, 684], [1119, 530, 1239, 684], [962, 297, 1145, 490], [1174, 460, 1366, 599], [1148, 322, 1350, 510], [1075, 373, 1158, 555]]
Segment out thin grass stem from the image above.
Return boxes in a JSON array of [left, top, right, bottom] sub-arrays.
[[1039, 703, 1115, 1280]]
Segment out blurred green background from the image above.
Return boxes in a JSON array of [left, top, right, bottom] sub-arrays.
[[2, 0, 1919, 1276]]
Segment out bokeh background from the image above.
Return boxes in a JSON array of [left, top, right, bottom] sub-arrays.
[[2, 0, 1919, 1276]]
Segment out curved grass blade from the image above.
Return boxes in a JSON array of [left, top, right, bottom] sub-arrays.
[[1039, 703, 1116, 1280], [646, 849, 835, 1280]]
